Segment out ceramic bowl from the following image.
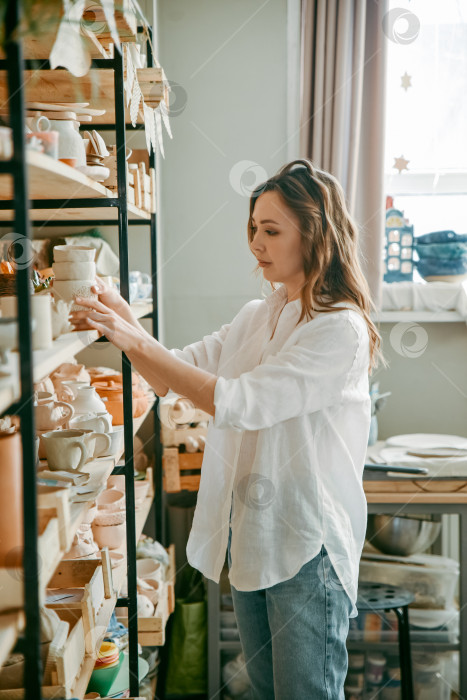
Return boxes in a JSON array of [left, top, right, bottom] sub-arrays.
[[93, 509, 126, 527], [53, 245, 96, 263], [92, 521, 126, 549], [415, 257, 467, 276], [134, 480, 150, 504], [98, 426, 124, 457], [415, 241, 467, 260], [52, 279, 97, 311], [136, 558, 161, 580], [107, 474, 125, 491], [416, 230, 467, 245], [52, 261, 96, 281], [137, 578, 160, 605], [96, 488, 125, 512]]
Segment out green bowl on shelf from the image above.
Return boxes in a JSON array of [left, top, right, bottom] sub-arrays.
[[86, 650, 124, 696]]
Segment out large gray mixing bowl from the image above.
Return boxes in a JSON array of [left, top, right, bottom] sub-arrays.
[[366, 514, 441, 556]]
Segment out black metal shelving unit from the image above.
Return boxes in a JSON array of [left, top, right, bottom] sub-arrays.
[[0, 3, 164, 698]]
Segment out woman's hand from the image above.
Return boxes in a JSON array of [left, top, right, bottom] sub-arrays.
[[69, 296, 144, 354], [69, 277, 137, 332], [92, 276, 128, 314]]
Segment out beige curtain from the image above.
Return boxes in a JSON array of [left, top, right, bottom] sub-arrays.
[[300, 0, 388, 308]]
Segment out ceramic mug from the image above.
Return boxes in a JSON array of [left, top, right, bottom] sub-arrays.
[[69, 411, 112, 433], [52, 279, 97, 311], [99, 426, 124, 457], [53, 245, 96, 263], [60, 380, 90, 401], [2, 294, 53, 350], [35, 391, 74, 431], [41, 429, 90, 471], [79, 429, 112, 460], [52, 261, 96, 281]]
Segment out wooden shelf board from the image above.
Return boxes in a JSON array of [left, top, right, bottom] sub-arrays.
[[0, 151, 151, 222], [0, 305, 153, 414], [0, 69, 164, 127], [0, 612, 24, 670]]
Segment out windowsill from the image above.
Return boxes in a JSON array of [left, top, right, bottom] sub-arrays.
[[375, 281, 467, 323], [372, 310, 465, 323]]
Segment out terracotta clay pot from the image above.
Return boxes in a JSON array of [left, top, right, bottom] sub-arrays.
[[91, 375, 148, 425], [0, 430, 23, 567]]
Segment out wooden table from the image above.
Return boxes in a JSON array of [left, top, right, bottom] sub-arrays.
[[363, 469, 467, 696]]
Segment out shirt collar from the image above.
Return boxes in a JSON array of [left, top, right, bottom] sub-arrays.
[[264, 285, 301, 314], [264, 286, 360, 317]]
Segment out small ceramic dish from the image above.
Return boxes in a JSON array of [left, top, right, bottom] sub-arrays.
[[96, 488, 125, 512], [136, 558, 161, 580], [92, 521, 126, 549]]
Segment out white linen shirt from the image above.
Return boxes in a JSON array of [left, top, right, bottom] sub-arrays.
[[171, 285, 371, 617]]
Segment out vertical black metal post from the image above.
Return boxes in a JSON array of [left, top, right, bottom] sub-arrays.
[[5, 2, 42, 698], [147, 29, 165, 546], [114, 49, 139, 697]]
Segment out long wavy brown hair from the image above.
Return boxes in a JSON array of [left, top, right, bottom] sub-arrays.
[[248, 159, 384, 372]]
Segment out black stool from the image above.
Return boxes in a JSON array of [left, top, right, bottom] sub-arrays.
[[357, 582, 414, 699]]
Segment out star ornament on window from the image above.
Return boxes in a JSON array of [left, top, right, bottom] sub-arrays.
[[393, 156, 410, 174], [401, 72, 412, 91]]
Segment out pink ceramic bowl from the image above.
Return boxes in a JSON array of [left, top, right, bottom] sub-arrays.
[[92, 521, 126, 550], [96, 488, 124, 512]]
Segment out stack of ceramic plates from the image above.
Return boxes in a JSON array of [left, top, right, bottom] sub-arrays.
[[377, 433, 467, 477]]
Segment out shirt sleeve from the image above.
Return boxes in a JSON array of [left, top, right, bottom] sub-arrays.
[[213, 313, 367, 431], [170, 323, 231, 375]]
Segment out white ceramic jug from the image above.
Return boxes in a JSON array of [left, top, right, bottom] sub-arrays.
[[71, 385, 107, 415]]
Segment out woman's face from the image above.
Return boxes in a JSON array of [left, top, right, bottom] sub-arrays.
[[249, 190, 305, 299]]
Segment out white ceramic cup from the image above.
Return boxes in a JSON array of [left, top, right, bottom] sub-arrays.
[[41, 429, 90, 471], [53, 245, 96, 263], [52, 261, 96, 281], [99, 426, 124, 457], [1, 294, 52, 350], [52, 279, 97, 311], [70, 411, 112, 433], [80, 429, 112, 460]]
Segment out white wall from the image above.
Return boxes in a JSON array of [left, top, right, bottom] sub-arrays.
[[156, 0, 291, 349], [373, 321, 467, 440]]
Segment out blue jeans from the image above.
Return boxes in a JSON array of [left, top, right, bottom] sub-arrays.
[[227, 529, 351, 699]]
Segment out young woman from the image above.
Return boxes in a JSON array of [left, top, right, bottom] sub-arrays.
[[71, 159, 382, 699]]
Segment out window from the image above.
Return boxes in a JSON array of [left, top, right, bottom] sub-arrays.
[[383, 0, 467, 265]]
